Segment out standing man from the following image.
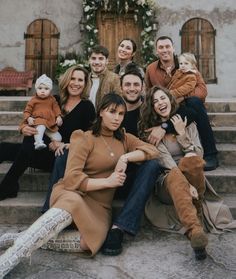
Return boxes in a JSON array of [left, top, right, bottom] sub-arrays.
[[87, 45, 122, 108], [101, 70, 197, 256], [145, 36, 218, 171]]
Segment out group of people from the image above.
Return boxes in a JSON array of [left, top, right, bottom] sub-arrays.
[[0, 36, 235, 278]]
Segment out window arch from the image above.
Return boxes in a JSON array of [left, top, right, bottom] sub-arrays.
[[180, 18, 217, 84], [24, 19, 60, 80]]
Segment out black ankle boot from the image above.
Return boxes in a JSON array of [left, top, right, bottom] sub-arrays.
[[194, 247, 207, 260]]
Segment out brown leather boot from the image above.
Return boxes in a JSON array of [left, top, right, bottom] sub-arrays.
[[178, 156, 206, 224], [165, 167, 208, 260]]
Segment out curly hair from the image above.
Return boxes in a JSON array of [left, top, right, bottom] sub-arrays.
[[58, 65, 89, 115], [138, 86, 179, 140]]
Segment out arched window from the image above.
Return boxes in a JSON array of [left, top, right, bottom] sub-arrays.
[[24, 19, 60, 80], [180, 18, 217, 84]]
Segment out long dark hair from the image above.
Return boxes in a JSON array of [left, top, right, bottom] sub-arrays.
[[138, 86, 179, 140], [92, 93, 127, 141]]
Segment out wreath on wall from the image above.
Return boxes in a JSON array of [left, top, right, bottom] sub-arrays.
[[81, 0, 158, 67]]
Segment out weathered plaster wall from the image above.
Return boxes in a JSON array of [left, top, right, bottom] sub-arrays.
[[0, 0, 235, 98], [0, 0, 83, 70], [155, 0, 236, 98]]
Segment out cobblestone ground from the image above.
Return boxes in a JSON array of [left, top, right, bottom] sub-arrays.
[[0, 223, 236, 279]]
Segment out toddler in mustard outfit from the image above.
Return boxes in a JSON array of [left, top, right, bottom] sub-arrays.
[[23, 74, 63, 150]]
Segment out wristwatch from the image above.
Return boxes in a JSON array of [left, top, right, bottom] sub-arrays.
[[161, 122, 168, 131]]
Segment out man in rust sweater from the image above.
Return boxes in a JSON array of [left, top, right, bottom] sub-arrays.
[[145, 36, 218, 171]]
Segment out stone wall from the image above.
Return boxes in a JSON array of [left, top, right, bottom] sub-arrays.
[[0, 0, 83, 70]]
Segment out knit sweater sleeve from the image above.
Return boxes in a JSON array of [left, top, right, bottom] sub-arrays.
[[124, 133, 159, 160], [62, 130, 93, 191]]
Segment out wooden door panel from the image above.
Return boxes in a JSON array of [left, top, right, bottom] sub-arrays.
[[25, 19, 59, 80], [97, 11, 142, 69]]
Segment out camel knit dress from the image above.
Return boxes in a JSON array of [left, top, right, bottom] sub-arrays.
[[50, 129, 158, 256]]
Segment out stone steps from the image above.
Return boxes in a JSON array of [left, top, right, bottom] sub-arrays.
[[0, 97, 236, 225], [0, 164, 236, 193], [1, 126, 236, 144], [0, 191, 235, 224], [205, 98, 236, 112]]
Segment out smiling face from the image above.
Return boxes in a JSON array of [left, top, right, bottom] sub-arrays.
[[89, 52, 108, 74], [100, 104, 126, 131], [121, 74, 143, 104], [153, 89, 171, 120], [67, 70, 86, 97], [118, 40, 135, 62], [36, 84, 51, 99], [156, 38, 175, 63]]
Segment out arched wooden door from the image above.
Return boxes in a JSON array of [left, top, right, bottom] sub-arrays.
[[24, 19, 60, 80], [181, 18, 217, 83], [97, 11, 142, 69]]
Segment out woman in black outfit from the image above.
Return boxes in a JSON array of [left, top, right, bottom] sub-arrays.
[[0, 65, 95, 201]]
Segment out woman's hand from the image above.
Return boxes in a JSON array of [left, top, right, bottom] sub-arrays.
[[189, 184, 199, 200], [56, 116, 63, 126], [170, 114, 187, 136], [115, 155, 128, 173], [53, 142, 70, 156], [106, 171, 127, 188], [21, 125, 38, 136]]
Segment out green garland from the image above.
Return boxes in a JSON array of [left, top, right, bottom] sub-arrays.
[[82, 0, 158, 67]]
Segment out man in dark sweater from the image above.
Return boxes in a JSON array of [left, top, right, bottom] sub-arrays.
[[101, 70, 197, 256]]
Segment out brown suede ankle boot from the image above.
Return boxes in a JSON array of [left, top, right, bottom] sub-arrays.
[[165, 167, 208, 260]]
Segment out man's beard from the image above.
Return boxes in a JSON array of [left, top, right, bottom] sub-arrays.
[[123, 94, 141, 104]]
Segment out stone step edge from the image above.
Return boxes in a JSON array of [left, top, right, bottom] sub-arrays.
[[0, 192, 235, 225], [0, 191, 234, 210], [1, 164, 236, 176]]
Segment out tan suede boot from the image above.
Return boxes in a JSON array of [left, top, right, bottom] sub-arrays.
[[178, 156, 206, 224], [165, 167, 208, 260]]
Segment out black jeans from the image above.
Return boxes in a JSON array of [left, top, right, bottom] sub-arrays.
[[41, 149, 68, 213], [0, 136, 55, 196], [185, 96, 218, 157]]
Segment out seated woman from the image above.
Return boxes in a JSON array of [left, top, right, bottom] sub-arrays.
[[0, 65, 95, 201], [0, 93, 158, 277], [114, 38, 144, 77], [139, 86, 236, 260]]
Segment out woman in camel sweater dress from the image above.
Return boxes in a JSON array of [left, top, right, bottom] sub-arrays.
[[0, 93, 158, 278]]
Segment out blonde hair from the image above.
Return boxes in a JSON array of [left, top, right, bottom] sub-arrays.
[[58, 65, 89, 114], [179, 52, 197, 70]]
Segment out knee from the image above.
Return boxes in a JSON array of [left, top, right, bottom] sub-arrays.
[[186, 97, 205, 111], [141, 159, 160, 174]]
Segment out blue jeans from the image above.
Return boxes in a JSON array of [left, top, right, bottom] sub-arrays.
[[185, 96, 218, 157], [41, 149, 69, 213], [114, 159, 161, 235]]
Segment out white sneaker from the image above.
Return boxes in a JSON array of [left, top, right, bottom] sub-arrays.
[[34, 142, 47, 150]]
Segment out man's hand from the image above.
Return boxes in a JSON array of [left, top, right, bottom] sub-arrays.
[[145, 126, 166, 146], [21, 125, 38, 136]]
